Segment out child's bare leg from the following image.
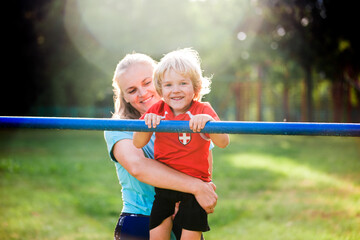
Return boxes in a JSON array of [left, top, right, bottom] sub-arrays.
[[180, 229, 202, 240], [150, 216, 173, 240]]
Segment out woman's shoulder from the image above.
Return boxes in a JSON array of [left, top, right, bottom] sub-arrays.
[[104, 130, 134, 146]]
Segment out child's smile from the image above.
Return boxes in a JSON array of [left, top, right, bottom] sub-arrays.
[[162, 70, 195, 116]]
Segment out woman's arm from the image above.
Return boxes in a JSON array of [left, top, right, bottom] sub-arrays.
[[113, 139, 218, 213]]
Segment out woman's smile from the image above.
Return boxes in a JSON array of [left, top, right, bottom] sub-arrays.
[[140, 95, 154, 103]]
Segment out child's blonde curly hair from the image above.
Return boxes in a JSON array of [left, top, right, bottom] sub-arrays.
[[153, 48, 212, 101]]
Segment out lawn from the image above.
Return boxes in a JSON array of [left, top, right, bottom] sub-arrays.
[[0, 129, 359, 239]]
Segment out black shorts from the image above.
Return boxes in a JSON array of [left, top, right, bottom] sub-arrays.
[[149, 188, 210, 232]]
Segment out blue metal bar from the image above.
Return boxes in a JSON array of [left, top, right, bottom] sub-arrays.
[[0, 116, 359, 136]]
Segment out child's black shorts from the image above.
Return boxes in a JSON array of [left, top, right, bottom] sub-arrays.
[[149, 188, 210, 232]]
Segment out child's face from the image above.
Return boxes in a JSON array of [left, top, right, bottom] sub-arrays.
[[161, 70, 195, 116]]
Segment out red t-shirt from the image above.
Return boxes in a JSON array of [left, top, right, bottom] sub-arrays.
[[141, 100, 220, 182]]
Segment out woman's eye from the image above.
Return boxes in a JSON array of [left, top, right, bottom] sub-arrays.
[[144, 81, 152, 86], [128, 89, 136, 94]]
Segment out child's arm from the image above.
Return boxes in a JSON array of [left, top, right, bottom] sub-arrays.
[[189, 114, 230, 148], [209, 133, 230, 148], [133, 132, 153, 148], [133, 113, 163, 148], [208, 150, 213, 177]]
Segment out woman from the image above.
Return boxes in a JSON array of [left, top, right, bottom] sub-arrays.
[[104, 53, 217, 240]]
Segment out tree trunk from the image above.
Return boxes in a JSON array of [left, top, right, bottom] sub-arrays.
[[331, 80, 343, 122], [283, 70, 290, 121], [232, 81, 245, 121], [343, 66, 360, 122], [301, 79, 307, 122], [304, 65, 313, 122], [257, 65, 263, 121], [283, 81, 290, 121], [355, 90, 360, 122], [345, 83, 352, 122]]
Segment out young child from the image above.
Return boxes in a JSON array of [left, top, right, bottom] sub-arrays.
[[133, 48, 230, 240]]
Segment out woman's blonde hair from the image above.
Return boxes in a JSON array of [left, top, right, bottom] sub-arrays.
[[153, 48, 212, 101], [112, 53, 157, 119]]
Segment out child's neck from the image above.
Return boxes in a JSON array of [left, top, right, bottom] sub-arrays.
[[170, 100, 194, 116]]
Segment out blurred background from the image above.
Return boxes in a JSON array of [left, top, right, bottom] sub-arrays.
[[2, 0, 360, 122], [1, 2, 359, 239]]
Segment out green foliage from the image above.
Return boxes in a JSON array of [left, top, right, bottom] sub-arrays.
[[1, 130, 359, 239], [12, 0, 360, 120]]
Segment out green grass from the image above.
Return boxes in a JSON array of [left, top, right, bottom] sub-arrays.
[[208, 135, 360, 240], [1, 129, 359, 239], [0, 129, 119, 239]]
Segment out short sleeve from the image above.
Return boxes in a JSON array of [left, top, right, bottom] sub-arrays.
[[104, 130, 133, 162], [202, 102, 220, 121]]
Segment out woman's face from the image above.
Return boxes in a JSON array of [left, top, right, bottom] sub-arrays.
[[119, 63, 161, 115]]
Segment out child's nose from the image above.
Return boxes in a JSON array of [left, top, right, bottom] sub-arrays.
[[172, 84, 180, 92]]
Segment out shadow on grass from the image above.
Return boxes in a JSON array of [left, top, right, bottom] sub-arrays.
[[210, 155, 287, 228], [214, 160, 286, 195], [222, 134, 360, 185], [209, 134, 360, 231]]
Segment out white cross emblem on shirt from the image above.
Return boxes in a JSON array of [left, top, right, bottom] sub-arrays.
[[178, 133, 191, 145]]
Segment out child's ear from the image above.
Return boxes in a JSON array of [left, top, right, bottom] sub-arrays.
[[193, 90, 201, 101]]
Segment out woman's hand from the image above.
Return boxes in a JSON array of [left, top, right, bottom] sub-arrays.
[[193, 181, 217, 214]]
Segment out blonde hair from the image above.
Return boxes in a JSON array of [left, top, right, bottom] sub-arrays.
[[153, 48, 212, 101], [112, 53, 157, 119]]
